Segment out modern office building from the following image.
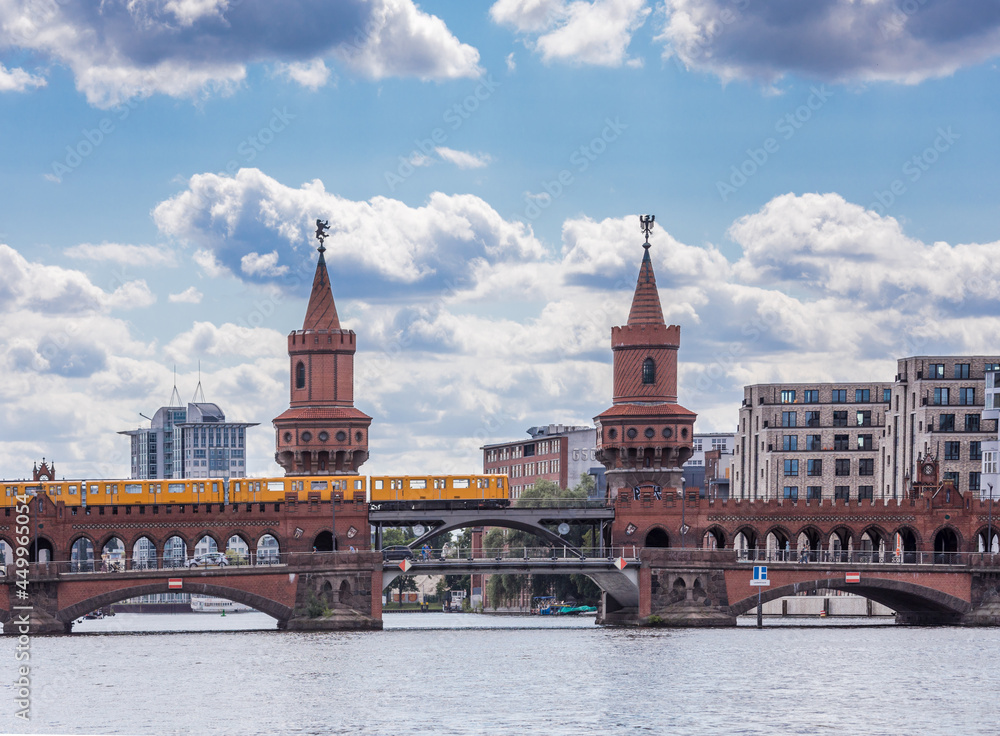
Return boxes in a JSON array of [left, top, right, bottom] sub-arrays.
[[119, 384, 258, 480], [734, 356, 1000, 501], [481, 424, 602, 499]]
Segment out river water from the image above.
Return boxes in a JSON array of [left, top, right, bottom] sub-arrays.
[[2, 612, 998, 735]]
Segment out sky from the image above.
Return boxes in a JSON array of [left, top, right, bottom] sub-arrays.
[[1, 0, 1000, 481]]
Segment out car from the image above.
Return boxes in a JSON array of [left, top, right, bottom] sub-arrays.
[[185, 552, 229, 568], [382, 545, 414, 561]]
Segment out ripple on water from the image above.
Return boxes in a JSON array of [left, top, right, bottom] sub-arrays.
[[1, 613, 998, 735]]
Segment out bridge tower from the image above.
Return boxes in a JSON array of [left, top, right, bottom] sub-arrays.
[[273, 228, 372, 475], [594, 216, 697, 543]]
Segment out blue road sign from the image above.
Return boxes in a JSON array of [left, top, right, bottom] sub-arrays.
[[750, 565, 770, 587]]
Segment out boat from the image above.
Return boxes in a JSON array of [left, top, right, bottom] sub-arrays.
[[190, 595, 254, 613]]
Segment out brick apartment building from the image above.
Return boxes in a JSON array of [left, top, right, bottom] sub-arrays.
[[735, 355, 1000, 501]]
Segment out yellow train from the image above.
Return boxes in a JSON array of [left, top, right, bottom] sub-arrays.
[[369, 475, 509, 511], [0, 473, 507, 509]]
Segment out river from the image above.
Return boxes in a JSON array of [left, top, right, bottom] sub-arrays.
[[1, 612, 997, 735]]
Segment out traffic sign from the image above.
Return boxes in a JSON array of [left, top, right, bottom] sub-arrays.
[[399, 559, 412, 572], [845, 572, 860, 584], [614, 557, 627, 570], [750, 565, 770, 587], [168, 579, 183, 590]]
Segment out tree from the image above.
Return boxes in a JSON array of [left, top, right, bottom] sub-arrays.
[[392, 575, 417, 608]]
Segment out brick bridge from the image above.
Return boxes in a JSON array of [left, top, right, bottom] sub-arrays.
[[5, 481, 1000, 631]]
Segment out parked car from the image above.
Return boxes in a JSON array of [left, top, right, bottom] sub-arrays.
[[185, 552, 229, 568], [382, 545, 414, 561]]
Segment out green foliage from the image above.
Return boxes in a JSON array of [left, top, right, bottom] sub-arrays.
[[303, 590, 332, 618], [381, 527, 416, 547], [647, 614, 664, 626]]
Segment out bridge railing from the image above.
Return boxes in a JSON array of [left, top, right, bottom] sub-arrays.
[[735, 548, 996, 566], [3, 550, 382, 579], [387, 545, 639, 562]]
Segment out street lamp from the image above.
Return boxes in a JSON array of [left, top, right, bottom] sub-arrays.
[[988, 483, 994, 561]]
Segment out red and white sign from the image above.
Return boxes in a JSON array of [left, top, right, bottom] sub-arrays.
[[615, 557, 627, 570], [168, 578, 183, 590], [399, 559, 412, 572], [845, 572, 861, 584]]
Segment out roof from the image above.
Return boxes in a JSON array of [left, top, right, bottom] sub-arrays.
[[626, 247, 665, 326], [595, 403, 696, 420], [273, 406, 372, 422], [302, 249, 341, 331]]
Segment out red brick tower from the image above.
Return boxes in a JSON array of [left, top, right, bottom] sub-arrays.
[[273, 225, 371, 475], [595, 216, 696, 504]]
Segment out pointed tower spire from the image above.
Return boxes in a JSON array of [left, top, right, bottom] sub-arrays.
[[303, 219, 341, 331], [627, 215, 665, 326]]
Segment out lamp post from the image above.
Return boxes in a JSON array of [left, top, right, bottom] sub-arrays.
[[988, 483, 994, 562]]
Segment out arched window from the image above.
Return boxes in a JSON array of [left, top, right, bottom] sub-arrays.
[[642, 357, 655, 385], [295, 361, 306, 389]]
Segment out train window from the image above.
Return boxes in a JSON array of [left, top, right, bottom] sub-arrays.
[[89, 485, 99, 493], [212, 483, 219, 494], [68, 485, 77, 494], [168, 484, 185, 493], [311, 481, 328, 490], [125, 484, 142, 494], [374, 480, 384, 490], [198, 483, 205, 493], [453, 479, 470, 489], [409, 479, 427, 489], [268, 482, 284, 492], [355, 480, 363, 490]]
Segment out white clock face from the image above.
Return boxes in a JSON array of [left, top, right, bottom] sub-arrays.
[[924, 464, 935, 475]]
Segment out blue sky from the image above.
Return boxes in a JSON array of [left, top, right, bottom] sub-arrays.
[[1, 0, 999, 480]]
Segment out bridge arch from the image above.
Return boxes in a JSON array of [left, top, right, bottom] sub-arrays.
[[795, 526, 822, 557], [407, 516, 581, 552], [644, 527, 671, 548], [932, 525, 961, 560], [702, 526, 726, 550], [728, 577, 971, 623], [58, 581, 292, 627], [193, 532, 222, 555], [764, 526, 792, 559], [827, 526, 854, 555], [975, 526, 1000, 554], [733, 526, 759, 554]]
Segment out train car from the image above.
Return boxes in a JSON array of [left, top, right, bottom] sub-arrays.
[[228, 476, 366, 504], [368, 474, 509, 511]]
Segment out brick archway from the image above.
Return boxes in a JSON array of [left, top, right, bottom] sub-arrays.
[[728, 577, 971, 622], [58, 581, 293, 626]]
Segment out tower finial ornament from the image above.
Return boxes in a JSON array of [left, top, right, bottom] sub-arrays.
[[315, 219, 331, 253], [639, 214, 655, 249]]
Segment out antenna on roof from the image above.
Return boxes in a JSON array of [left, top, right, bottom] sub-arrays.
[[169, 364, 182, 406], [193, 360, 206, 403]]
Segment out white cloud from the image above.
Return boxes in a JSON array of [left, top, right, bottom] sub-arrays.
[[274, 59, 332, 90], [657, 0, 1000, 85], [0, 0, 480, 107], [506, 52, 517, 71], [435, 147, 492, 169], [335, 0, 482, 81], [66, 243, 177, 267], [0, 63, 46, 92], [491, 0, 651, 67], [168, 286, 204, 303], [241, 250, 289, 277], [153, 168, 544, 293], [5, 189, 1000, 483]]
